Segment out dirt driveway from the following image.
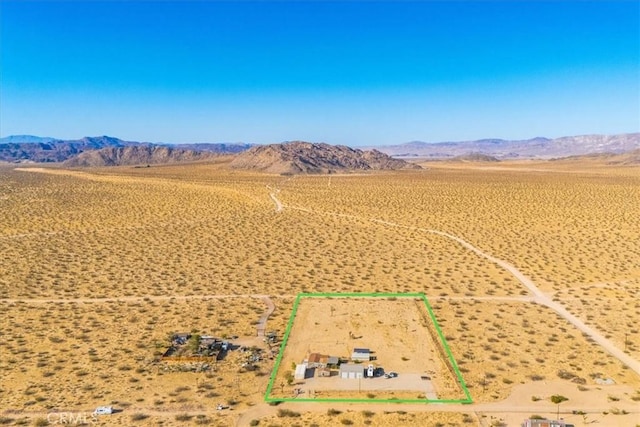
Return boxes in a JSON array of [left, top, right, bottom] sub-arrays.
[[298, 373, 437, 397]]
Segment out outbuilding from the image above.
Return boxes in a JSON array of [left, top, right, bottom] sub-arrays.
[[351, 348, 371, 362], [294, 363, 308, 380], [327, 356, 340, 367], [339, 363, 364, 379]]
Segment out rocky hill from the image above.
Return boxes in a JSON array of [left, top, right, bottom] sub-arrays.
[[229, 141, 421, 174], [373, 133, 640, 159], [63, 145, 217, 167], [450, 153, 500, 162]]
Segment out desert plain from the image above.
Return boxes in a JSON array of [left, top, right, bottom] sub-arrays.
[[1, 158, 639, 426]]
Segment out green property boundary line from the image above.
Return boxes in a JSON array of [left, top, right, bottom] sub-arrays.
[[264, 292, 472, 404]]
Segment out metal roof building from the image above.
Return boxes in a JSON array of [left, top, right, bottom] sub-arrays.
[[339, 363, 364, 379]]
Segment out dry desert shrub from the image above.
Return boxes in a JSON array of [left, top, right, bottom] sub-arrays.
[[2, 166, 524, 300], [431, 300, 639, 401], [258, 409, 474, 426], [278, 166, 640, 293], [553, 278, 640, 360]]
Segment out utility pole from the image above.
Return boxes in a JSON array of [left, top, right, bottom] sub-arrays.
[[625, 333, 628, 352]]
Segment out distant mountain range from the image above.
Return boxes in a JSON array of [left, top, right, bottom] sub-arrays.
[[1, 133, 638, 165], [0, 135, 58, 144], [370, 133, 639, 159], [0, 135, 138, 162], [230, 141, 420, 174], [0, 135, 254, 163]]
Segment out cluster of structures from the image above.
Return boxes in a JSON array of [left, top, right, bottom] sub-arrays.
[[239, 345, 267, 370], [294, 347, 384, 380], [159, 332, 276, 374], [162, 333, 232, 361], [294, 353, 340, 379]]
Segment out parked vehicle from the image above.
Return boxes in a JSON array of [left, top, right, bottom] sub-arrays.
[[93, 406, 113, 415], [385, 372, 398, 378]]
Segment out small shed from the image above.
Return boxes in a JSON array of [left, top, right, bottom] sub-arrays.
[[351, 348, 371, 362], [339, 363, 364, 379], [327, 356, 339, 367], [294, 363, 308, 380]]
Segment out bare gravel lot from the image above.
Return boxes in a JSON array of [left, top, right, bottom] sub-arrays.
[[272, 297, 465, 400]]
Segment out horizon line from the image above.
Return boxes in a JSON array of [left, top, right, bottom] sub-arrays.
[[1, 131, 638, 147]]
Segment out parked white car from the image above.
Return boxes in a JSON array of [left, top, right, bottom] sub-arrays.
[[93, 406, 113, 415]]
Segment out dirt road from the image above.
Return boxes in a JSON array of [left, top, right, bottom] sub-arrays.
[[273, 193, 640, 377], [0, 293, 285, 304], [266, 185, 283, 212], [256, 296, 275, 337], [425, 228, 640, 377]]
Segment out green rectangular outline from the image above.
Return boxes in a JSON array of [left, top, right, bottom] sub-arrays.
[[264, 292, 472, 404]]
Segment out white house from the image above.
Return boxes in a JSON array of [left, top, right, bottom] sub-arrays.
[[294, 363, 308, 380]]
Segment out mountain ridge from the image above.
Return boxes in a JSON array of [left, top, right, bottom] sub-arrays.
[[552, 148, 640, 166], [370, 133, 639, 159], [0, 135, 58, 144], [2, 133, 638, 163], [0, 135, 255, 163], [63, 145, 218, 167]]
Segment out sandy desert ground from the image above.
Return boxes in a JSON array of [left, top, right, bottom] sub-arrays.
[[0, 159, 639, 426]]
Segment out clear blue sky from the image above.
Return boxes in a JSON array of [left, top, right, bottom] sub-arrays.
[[1, 1, 638, 146]]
